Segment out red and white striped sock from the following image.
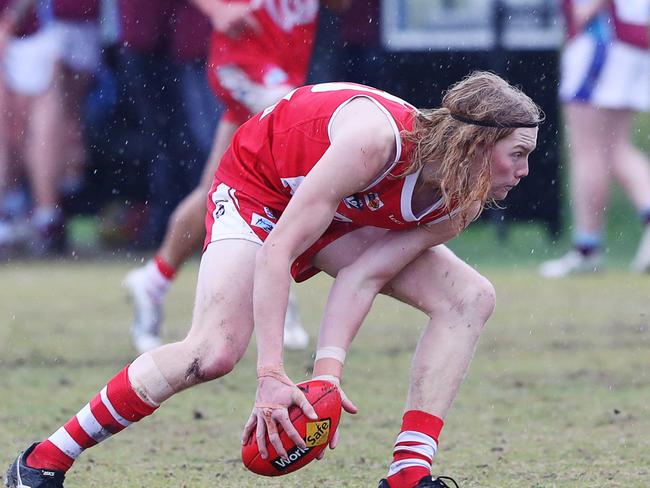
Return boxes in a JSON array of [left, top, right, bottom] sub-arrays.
[[386, 410, 444, 488], [26, 366, 158, 472]]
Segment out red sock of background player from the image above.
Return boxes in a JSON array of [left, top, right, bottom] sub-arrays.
[[148, 255, 175, 300], [26, 366, 158, 472], [386, 410, 444, 488]]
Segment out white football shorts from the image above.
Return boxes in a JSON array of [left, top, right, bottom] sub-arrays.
[[2, 20, 100, 96], [559, 33, 650, 111]]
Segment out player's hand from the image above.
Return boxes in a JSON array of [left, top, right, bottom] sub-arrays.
[[242, 367, 317, 460], [573, 1, 605, 31], [310, 374, 358, 460], [210, 1, 261, 39]]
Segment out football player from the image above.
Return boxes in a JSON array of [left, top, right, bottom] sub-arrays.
[[6, 73, 540, 488]]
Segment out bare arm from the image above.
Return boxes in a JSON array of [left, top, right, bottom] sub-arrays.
[[242, 97, 397, 459], [573, 0, 608, 30], [254, 98, 397, 371], [189, 0, 260, 37]]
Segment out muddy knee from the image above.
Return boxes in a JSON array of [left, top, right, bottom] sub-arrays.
[[181, 340, 240, 385], [448, 273, 496, 328], [465, 274, 496, 324], [426, 272, 496, 327]]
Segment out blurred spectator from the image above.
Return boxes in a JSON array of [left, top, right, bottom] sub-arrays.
[[49, 0, 103, 211], [337, 0, 387, 87], [308, 0, 386, 88], [540, 0, 650, 277], [170, 1, 220, 157], [0, 0, 39, 249], [0, 0, 101, 255], [116, 0, 219, 246]]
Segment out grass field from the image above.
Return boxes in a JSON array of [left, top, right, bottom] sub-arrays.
[[1, 115, 649, 488], [1, 250, 649, 487]]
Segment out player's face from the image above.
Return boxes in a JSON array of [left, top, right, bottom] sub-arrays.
[[487, 127, 537, 200]]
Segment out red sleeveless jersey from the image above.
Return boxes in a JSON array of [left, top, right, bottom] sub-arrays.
[[215, 82, 453, 231], [209, 0, 318, 85]]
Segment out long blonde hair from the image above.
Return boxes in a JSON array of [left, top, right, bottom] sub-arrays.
[[402, 71, 543, 219]]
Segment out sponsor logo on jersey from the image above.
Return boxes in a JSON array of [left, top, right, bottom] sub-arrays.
[[271, 445, 311, 471], [263, 207, 277, 220], [342, 194, 364, 210], [251, 213, 275, 233], [214, 203, 225, 220], [388, 214, 404, 225], [364, 192, 384, 211], [305, 419, 331, 447]]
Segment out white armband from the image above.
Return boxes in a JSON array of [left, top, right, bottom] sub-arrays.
[[314, 346, 347, 364]]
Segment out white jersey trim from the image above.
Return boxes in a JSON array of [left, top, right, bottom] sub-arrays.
[[401, 168, 445, 223], [326, 94, 402, 192]]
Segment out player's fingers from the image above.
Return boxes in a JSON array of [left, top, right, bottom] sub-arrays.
[[242, 411, 257, 444], [267, 430, 287, 460], [329, 427, 340, 450], [316, 450, 325, 461], [340, 390, 358, 414], [275, 409, 307, 450], [255, 413, 269, 459], [265, 415, 288, 459], [294, 390, 318, 420]]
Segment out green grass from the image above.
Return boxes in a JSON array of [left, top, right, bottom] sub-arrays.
[[1, 259, 650, 487], [1, 114, 649, 487]]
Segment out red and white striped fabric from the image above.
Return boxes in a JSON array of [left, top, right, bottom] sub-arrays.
[[388, 430, 438, 477], [386, 410, 444, 488], [27, 367, 157, 472]]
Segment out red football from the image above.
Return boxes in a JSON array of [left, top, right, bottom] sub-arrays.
[[242, 379, 342, 476]]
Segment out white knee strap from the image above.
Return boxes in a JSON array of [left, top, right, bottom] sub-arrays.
[[128, 353, 176, 406]]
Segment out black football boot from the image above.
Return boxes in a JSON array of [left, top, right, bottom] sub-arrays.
[[378, 475, 460, 488], [5, 444, 65, 488]]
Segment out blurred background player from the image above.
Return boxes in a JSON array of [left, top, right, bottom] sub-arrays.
[[0, 0, 37, 249], [540, 0, 650, 277], [122, 0, 326, 353]]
